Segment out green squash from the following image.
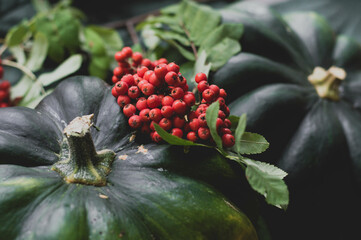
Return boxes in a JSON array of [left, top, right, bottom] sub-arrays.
[[0, 76, 258, 240], [211, 2, 361, 239]]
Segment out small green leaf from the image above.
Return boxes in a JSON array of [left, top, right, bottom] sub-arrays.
[[242, 158, 289, 209], [228, 115, 240, 132], [206, 101, 223, 149], [5, 22, 30, 47], [38, 54, 82, 86], [234, 114, 247, 155], [154, 123, 205, 147], [25, 32, 48, 72], [238, 132, 270, 155], [207, 37, 241, 70], [86, 25, 123, 57]]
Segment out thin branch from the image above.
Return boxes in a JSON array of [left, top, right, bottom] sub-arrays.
[[180, 21, 198, 60]]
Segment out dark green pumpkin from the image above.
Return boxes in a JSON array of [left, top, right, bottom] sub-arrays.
[[211, 2, 361, 239], [0, 76, 258, 240]]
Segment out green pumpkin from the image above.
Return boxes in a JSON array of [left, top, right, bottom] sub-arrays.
[[211, 2, 361, 239], [0, 76, 258, 240]]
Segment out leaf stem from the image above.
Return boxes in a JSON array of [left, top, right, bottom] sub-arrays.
[[180, 21, 198, 60]]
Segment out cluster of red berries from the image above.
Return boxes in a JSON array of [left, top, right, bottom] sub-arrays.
[[111, 47, 235, 148], [0, 59, 11, 108]]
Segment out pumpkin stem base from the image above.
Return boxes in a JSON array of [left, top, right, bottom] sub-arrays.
[[308, 66, 346, 101], [51, 114, 115, 186]]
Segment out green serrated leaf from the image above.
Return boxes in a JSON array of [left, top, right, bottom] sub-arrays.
[[25, 32, 48, 72], [154, 123, 206, 147], [206, 101, 223, 149], [153, 29, 191, 46], [207, 38, 241, 70], [38, 54, 82, 86], [238, 132, 270, 155], [243, 158, 289, 209], [180, 0, 221, 45], [5, 22, 30, 47], [234, 114, 247, 156], [86, 25, 123, 58]]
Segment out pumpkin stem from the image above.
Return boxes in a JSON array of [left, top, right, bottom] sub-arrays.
[[308, 66, 346, 101], [51, 114, 115, 186]]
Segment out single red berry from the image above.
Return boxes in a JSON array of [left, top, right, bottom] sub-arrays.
[[141, 83, 155, 96], [136, 97, 148, 111], [128, 115, 142, 129], [115, 81, 128, 95], [114, 51, 126, 62], [128, 86, 141, 99], [147, 94, 161, 108], [112, 75, 119, 84], [167, 62, 180, 73], [195, 72, 207, 83], [151, 131, 162, 143], [172, 99, 187, 115], [223, 118, 232, 128], [141, 58, 152, 69], [220, 128, 232, 135], [133, 74, 142, 85], [165, 71, 179, 86], [172, 116, 185, 128], [197, 80, 209, 93], [123, 104, 136, 117], [198, 127, 210, 140], [159, 118, 172, 131], [171, 128, 183, 138], [132, 52, 143, 64], [122, 47, 133, 58], [143, 70, 154, 81], [137, 80, 149, 89], [187, 131, 198, 142], [216, 97, 226, 107], [162, 96, 174, 106], [216, 118, 224, 129], [0, 102, 9, 108], [149, 73, 162, 87], [195, 106, 207, 117], [121, 74, 135, 86], [113, 66, 124, 77], [189, 118, 200, 131], [202, 89, 216, 103], [209, 85, 220, 98], [154, 63, 168, 79], [149, 108, 162, 122], [222, 134, 235, 148], [137, 66, 149, 78], [117, 95, 131, 108], [177, 73, 187, 86], [170, 87, 184, 99], [158, 58, 168, 64], [111, 86, 119, 98], [198, 113, 207, 127], [218, 110, 226, 120], [219, 88, 227, 98], [139, 109, 151, 122], [161, 105, 174, 118]]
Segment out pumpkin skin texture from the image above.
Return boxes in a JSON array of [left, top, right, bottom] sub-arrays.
[[213, 2, 361, 240], [0, 76, 258, 240]]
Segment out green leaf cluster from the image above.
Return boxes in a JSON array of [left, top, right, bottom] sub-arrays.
[[136, 0, 243, 81], [4, 0, 123, 108], [154, 101, 289, 210]]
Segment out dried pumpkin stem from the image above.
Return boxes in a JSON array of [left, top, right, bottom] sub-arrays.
[[308, 66, 346, 101], [52, 114, 115, 186]]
